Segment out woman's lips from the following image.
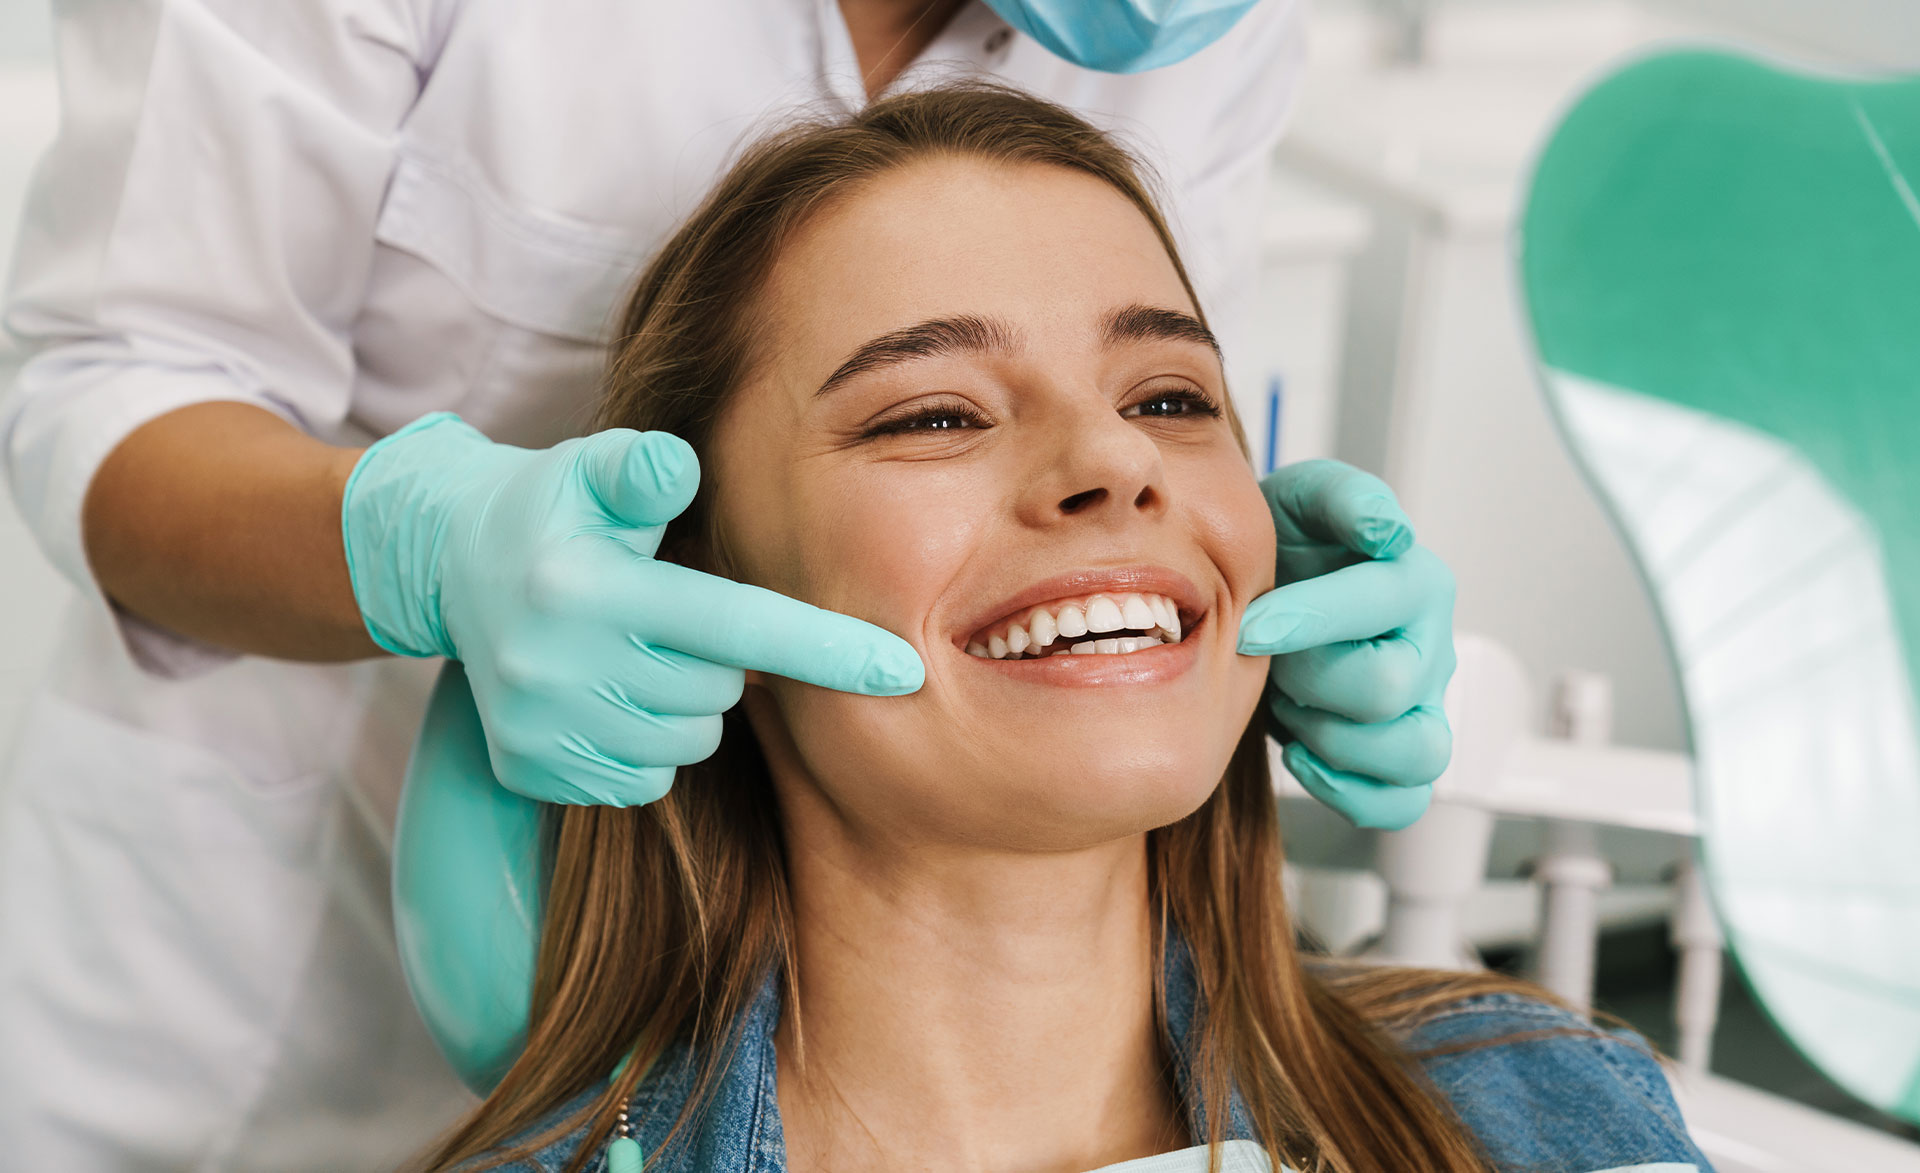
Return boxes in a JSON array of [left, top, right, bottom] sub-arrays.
[[950, 565, 1212, 687], [964, 589, 1185, 660], [955, 566, 1205, 649]]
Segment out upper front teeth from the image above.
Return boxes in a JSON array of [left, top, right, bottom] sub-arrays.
[[966, 591, 1185, 660], [1085, 596, 1124, 632]]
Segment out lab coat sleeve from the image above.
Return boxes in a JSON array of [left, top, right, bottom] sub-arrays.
[[1177, 0, 1307, 362], [0, 0, 453, 674]]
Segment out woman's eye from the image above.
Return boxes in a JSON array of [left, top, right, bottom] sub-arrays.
[[865, 402, 992, 436], [1126, 387, 1222, 419]]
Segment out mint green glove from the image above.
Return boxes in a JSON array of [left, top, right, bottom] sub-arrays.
[[342, 412, 924, 806], [1238, 460, 1457, 831]]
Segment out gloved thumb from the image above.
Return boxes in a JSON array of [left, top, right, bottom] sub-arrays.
[[1262, 459, 1415, 561], [576, 429, 701, 529]]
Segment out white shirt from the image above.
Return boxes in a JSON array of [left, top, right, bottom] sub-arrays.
[[0, 2, 1304, 1168]]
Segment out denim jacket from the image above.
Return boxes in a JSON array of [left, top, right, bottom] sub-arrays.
[[492, 941, 1714, 1173]]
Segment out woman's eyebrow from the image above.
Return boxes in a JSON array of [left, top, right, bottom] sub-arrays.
[[1102, 304, 1220, 357], [812, 304, 1217, 398], [815, 314, 1022, 396]]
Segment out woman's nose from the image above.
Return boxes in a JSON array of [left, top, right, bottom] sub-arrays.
[[1027, 403, 1168, 526]]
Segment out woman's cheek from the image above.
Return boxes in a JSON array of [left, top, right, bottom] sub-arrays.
[[1179, 453, 1277, 605], [796, 463, 989, 643], [1215, 468, 1278, 706], [1234, 474, 1279, 598]]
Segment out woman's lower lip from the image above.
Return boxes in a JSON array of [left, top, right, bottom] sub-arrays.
[[959, 614, 1207, 687]]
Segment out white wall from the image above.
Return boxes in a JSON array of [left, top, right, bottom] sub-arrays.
[[1659, 0, 1919, 68], [1326, 0, 1920, 68], [0, 1, 50, 64]]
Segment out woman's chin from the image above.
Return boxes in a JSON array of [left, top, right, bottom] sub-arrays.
[[770, 689, 1262, 852], [964, 755, 1228, 849]]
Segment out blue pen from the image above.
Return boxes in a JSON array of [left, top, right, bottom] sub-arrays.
[[1263, 375, 1283, 475]]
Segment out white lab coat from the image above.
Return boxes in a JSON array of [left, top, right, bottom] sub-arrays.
[[0, 0, 1304, 1167]]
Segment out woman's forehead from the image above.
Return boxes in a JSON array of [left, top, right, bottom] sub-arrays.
[[755, 156, 1195, 377]]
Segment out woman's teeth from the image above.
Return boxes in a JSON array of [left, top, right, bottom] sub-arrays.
[[966, 592, 1185, 660]]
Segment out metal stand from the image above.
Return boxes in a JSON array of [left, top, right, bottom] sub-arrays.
[[1670, 852, 1723, 1073], [1531, 820, 1613, 1009], [1370, 800, 1494, 970]]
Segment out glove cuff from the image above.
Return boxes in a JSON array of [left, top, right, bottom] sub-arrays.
[[341, 411, 487, 659]]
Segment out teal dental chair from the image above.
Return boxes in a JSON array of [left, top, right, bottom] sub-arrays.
[[1518, 48, 1920, 1123]]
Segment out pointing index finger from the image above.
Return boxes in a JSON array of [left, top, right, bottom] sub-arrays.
[[1238, 546, 1452, 656], [639, 562, 924, 695]]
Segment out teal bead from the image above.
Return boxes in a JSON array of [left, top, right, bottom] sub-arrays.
[[607, 1135, 644, 1173]]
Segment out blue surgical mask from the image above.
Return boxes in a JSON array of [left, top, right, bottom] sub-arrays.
[[981, 0, 1263, 74]]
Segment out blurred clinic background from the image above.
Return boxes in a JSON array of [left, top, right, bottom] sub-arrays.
[[3, 2, 1919, 1171]]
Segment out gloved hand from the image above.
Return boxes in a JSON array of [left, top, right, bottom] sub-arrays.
[[342, 412, 923, 806], [1238, 460, 1458, 830]]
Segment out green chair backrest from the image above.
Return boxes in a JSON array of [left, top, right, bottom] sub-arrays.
[[1519, 48, 1920, 1122], [393, 662, 545, 1095]]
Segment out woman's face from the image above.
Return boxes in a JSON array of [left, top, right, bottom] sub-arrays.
[[711, 156, 1274, 851]]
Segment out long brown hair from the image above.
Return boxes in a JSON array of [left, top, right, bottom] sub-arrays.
[[422, 83, 1555, 1173]]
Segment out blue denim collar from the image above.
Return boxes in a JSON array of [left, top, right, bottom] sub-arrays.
[[615, 933, 1254, 1172], [524, 945, 1714, 1172], [1160, 933, 1260, 1145]]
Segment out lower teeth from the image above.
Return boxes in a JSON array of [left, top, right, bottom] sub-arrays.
[[1067, 635, 1163, 655], [967, 631, 1175, 659]]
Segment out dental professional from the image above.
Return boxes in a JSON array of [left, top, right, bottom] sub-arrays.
[[0, 1, 1455, 1170]]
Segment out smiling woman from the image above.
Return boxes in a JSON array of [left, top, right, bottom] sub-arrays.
[[416, 84, 1711, 1173]]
